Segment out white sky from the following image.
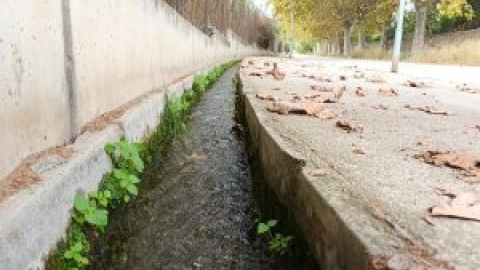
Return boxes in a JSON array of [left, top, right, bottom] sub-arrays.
[[252, 0, 274, 17]]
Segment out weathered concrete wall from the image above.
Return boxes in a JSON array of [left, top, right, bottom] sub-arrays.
[[0, 0, 71, 181], [0, 0, 257, 181]]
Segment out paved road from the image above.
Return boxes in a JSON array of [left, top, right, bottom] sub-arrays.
[[302, 56, 480, 86], [239, 56, 480, 269]]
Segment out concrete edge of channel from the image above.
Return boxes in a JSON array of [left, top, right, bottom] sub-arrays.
[[236, 69, 406, 270], [0, 61, 233, 270]]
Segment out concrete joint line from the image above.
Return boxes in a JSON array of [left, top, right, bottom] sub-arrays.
[[62, 0, 79, 141]]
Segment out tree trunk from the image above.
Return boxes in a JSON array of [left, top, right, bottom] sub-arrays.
[[343, 24, 353, 56], [379, 27, 388, 51], [412, 1, 428, 52], [357, 31, 366, 50]]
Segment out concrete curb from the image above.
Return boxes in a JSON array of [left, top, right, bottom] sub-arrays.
[[0, 60, 239, 270], [236, 71, 404, 270]]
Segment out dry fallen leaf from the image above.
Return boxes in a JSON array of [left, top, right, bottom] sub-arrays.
[[372, 104, 388, 110], [355, 87, 367, 97], [415, 151, 480, 183], [311, 169, 328, 177], [311, 85, 334, 92], [249, 72, 263, 78], [430, 191, 480, 222], [405, 105, 450, 116], [366, 74, 385, 84], [267, 101, 325, 116], [352, 145, 365, 155], [266, 63, 285, 81], [406, 80, 427, 88], [379, 88, 398, 96], [315, 110, 335, 120], [339, 75, 347, 81], [256, 94, 279, 101], [335, 120, 361, 133]]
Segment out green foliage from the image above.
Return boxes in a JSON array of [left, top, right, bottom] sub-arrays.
[[61, 223, 89, 270], [105, 140, 145, 174], [73, 194, 108, 230], [257, 220, 278, 234], [256, 220, 294, 255], [269, 234, 294, 255], [47, 60, 238, 270]]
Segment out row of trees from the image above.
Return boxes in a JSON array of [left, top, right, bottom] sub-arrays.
[[270, 0, 478, 55], [163, 0, 275, 48]]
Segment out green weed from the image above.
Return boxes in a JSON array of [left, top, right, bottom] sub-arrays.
[[257, 220, 294, 255]]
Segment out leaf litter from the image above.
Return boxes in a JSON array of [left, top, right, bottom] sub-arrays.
[[414, 151, 480, 183], [428, 189, 480, 222]]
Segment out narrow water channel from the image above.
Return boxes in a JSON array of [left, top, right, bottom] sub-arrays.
[[90, 67, 316, 270]]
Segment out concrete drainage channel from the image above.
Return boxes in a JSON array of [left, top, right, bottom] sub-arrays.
[[0, 62, 314, 270], [75, 65, 318, 270]]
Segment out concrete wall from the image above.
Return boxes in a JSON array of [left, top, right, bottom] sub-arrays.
[[0, 0, 71, 181], [0, 0, 257, 181]]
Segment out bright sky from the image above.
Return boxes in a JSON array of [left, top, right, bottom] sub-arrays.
[[252, 0, 274, 18]]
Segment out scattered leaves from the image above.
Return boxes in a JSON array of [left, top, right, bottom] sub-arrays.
[[430, 191, 480, 222], [266, 63, 285, 81], [352, 145, 365, 155], [366, 74, 385, 84], [335, 120, 361, 133], [310, 169, 328, 177], [414, 151, 480, 183], [256, 94, 280, 101], [405, 105, 450, 116], [379, 88, 398, 96], [267, 101, 325, 116], [355, 87, 367, 97], [406, 80, 427, 88], [315, 110, 336, 120]]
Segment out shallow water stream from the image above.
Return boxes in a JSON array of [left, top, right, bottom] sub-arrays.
[[89, 67, 316, 270]]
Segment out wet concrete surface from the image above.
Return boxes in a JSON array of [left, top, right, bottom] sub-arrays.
[[89, 67, 315, 270]]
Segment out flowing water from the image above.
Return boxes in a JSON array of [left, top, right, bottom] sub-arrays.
[[89, 67, 317, 270]]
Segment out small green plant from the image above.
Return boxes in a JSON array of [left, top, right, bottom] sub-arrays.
[[63, 242, 88, 268], [73, 194, 108, 231], [193, 74, 209, 93], [60, 223, 89, 270], [88, 190, 111, 208], [257, 220, 294, 255], [105, 140, 145, 174], [268, 233, 294, 255]]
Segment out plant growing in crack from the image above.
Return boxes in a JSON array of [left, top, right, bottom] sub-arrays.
[[73, 194, 108, 231], [257, 220, 294, 255]]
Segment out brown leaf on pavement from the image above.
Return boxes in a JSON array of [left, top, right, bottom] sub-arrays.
[[372, 104, 389, 110], [266, 63, 285, 81], [405, 105, 450, 115], [352, 145, 365, 155], [249, 72, 264, 78], [315, 110, 335, 120], [248, 60, 255, 65], [406, 80, 427, 88], [310, 169, 328, 177], [335, 120, 361, 133], [457, 83, 480, 94], [267, 101, 325, 116], [366, 74, 386, 84], [256, 94, 280, 101], [355, 87, 367, 97], [339, 75, 347, 81], [379, 88, 398, 96], [414, 151, 480, 183], [430, 191, 480, 222], [311, 85, 334, 92]]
